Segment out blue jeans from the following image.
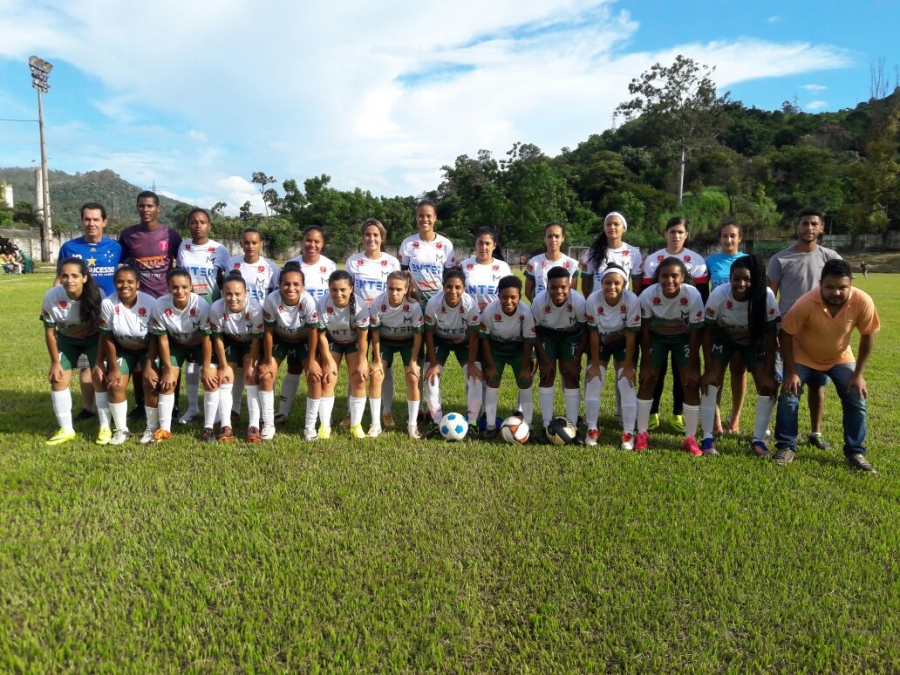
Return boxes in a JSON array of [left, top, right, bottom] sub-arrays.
[[774, 362, 867, 456]]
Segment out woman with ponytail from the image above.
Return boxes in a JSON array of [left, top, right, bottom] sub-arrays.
[[699, 255, 780, 457], [40, 257, 103, 445], [581, 211, 643, 296]]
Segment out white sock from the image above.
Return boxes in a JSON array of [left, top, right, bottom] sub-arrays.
[[185, 363, 200, 412], [383, 366, 394, 415], [683, 403, 700, 439], [464, 364, 482, 423], [95, 391, 111, 430], [637, 398, 653, 434], [424, 367, 442, 422], [517, 386, 534, 425], [538, 386, 555, 426], [700, 385, 719, 440], [617, 369, 637, 434], [259, 390, 275, 429], [349, 396, 366, 426], [754, 395, 776, 441], [146, 406, 159, 432], [484, 387, 499, 428], [407, 399, 420, 426], [319, 396, 335, 428], [368, 397, 382, 425], [564, 388, 581, 424], [305, 397, 321, 432], [51, 389, 73, 432], [278, 372, 300, 417], [218, 383, 233, 427], [231, 369, 244, 415], [203, 389, 220, 428], [584, 367, 605, 430], [246, 385, 260, 427], [109, 400, 128, 432], [158, 393, 175, 432]]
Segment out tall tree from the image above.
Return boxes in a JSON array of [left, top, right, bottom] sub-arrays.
[[616, 55, 729, 205], [251, 171, 276, 217]]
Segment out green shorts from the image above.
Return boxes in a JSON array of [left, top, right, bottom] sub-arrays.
[[434, 337, 470, 367], [328, 340, 359, 356], [539, 331, 581, 363], [380, 339, 415, 367], [710, 334, 760, 367], [489, 342, 533, 388], [56, 333, 100, 371], [648, 335, 691, 370], [113, 347, 148, 375], [222, 336, 254, 364], [155, 342, 212, 369], [596, 333, 633, 364], [272, 337, 309, 367]]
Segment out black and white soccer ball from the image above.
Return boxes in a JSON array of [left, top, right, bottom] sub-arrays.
[[547, 416, 578, 446]]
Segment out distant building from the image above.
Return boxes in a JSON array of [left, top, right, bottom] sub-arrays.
[[1, 184, 12, 209]]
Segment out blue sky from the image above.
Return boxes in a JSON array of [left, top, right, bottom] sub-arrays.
[[1, 0, 897, 217]]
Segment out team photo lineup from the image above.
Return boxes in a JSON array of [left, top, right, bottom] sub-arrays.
[[44, 191, 880, 471]]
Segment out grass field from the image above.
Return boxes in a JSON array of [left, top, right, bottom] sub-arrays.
[[1, 271, 898, 672]]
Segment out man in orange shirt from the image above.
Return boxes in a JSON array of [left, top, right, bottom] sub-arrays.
[[773, 260, 880, 471]]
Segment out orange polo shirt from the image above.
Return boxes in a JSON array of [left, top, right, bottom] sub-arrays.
[[781, 286, 880, 369]]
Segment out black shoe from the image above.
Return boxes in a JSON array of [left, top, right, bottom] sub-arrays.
[[530, 427, 550, 445], [74, 408, 96, 422], [846, 453, 877, 473], [172, 407, 181, 423], [808, 433, 833, 451], [127, 406, 146, 422], [482, 427, 499, 441], [467, 423, 481, 440]]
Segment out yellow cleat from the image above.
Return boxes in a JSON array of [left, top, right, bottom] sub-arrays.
[[349, 423, 366, 439], [95, 427, 112, 445], [46, 428, 77, 446], [317, 426, 332, 440]]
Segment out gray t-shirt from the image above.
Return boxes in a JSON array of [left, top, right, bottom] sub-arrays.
[[767, 244, 841, 314]]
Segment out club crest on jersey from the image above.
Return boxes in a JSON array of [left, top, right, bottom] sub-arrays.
[[492, 264, 499, 271], [563, 262, 570, 269], [185, 244, 192, 251], [519, 315, 525, 322], [494, 313, 502, 321], [381, 304, 387, 312], [320, 266, 326, 273], [138, 307, 147, 316], [165, 309, 173, 317], [189, 308, 197, 316], [257, 266, 264, 272], [233, 263, 241, 269], [59, 300, 68, 309], [657, 255, 665, 262], [412, 241, 420, 248], [403, 304, 410, 311], [380, 259, 387, 266], [326, 306, 334, 314], [466, 264, 474, 270], [706, 307, 715, 316], [544, 305, 551, 313], [440, 306, 446, 314], [652, 296, 661, 305], [622, 250, 630, 257], [680, 297, 689, 305], [436, 242, 442, 249], [567, 304, 572, 311], [597, 307, 604, 315], [356, 259, 364, 266], [684, 255, 692, 262], [620, 305, 627, 313], [114, 305, 120, 314], [726, 301, 733, 309]]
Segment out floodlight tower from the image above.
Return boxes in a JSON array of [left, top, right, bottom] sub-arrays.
[[29, 55, 53, 262]]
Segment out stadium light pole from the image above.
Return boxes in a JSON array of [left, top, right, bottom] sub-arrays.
[[29, 55, 53, 262]]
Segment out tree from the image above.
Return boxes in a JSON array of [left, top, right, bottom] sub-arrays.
[[251, 171, 276, 217], [616, 55, 729, 206], [239, 201, 253, 222]]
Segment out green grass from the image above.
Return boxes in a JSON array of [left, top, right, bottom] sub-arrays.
[[1, 272, 899, 671]]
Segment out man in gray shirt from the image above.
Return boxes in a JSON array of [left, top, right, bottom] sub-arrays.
[[767, 208, 841, 449]]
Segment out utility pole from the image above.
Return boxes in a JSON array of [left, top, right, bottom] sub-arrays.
[[29, 55, 53, 262]]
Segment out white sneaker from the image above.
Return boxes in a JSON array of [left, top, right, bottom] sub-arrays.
[[303, 427, 317, 441], [367, 423, 382, 438], [140, 428, 156, 444], [109, 429, 131, 446], [408, 424, 421, 440], [178, 408, 200, 425], [261, 424, 275, 440]]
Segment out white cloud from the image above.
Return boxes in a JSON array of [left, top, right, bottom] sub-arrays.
[[805, 100, 828, 110], [767, 16, 780, 23], [801, 84, 828, 91], [187, 130, 208, 143]]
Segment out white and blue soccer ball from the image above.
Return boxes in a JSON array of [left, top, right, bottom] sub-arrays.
[[440, 412, 468, 441]]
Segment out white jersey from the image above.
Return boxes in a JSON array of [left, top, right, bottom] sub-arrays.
[[460, 257, 513, 311], [208, 297, 265, 343], [704, 284, 779, 344], [639, 283, 705, 337], [40, 285, 101, 340], [99, 291, 156, 350], [370, 292, 424, 340], [227, 256, 280, 303], [531, 289, 587, 334], [423, 292, 480, 342], [262, 290, 319, 341], [581, 243, 643, 287], [585, 289, 642, 341], [150, 293, 210, 345], [317, 293, 370, 344], [399, 233, 457, 301], [525, 253, 580, 296], [287, 255, 337, 302], [643, 248, 709, 287], [346, 252, 401, 306], [479, 299, 537, 345], [177, 239, 230, 303]]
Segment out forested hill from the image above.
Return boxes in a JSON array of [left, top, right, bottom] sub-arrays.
[[0, 168, 189, 230]]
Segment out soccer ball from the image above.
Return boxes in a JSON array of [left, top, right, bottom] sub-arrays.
[[547, 416, 578, 446], [440, 412, 468, 441], [500, 415, 530, 444]]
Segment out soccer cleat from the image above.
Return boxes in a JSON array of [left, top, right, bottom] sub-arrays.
[[109, 429, 131, 446], [408, 425, 421, 440], [683, 436, 702, 456], [701, 437, 718, 456], [317, 426, 332, 440], [217, 426, 235, 442], [274, 413, 288, 426], [95, 427, 112, 446], [139, 428, 156, 444], [808, 433, 833, 451], [46, 428, 77, 446], [467, 423, 481, 440], [152, 429, 172, 443], [647, 413, 660, 431], [177, 408, 200, 425], [340, 414, 351, 430], [424, 423, 443, 440], [303, 427, 318, 441], [621, 432, 635, 451], [201, 427, 217, 443], [750, 439, 771, 458], [482, 427, 499, 440], [672, 415, 686, 434], [349, 423, 366, 439], [846, 453, 877, 473], [634, 431, 649, 451], [773, 447, 795, 465], [366, 423, 382, 439], [246, 426, 262, 443], [74, 408, 96, 422], [382, 413, 396, 429], [585, 429, 600, 447], [261, 424, 275, 441]]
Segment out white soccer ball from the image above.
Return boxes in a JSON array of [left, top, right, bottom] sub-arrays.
[[440, 412, 468, 441], [547, 416, 578, 446], [500, 415, 530, 444]]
